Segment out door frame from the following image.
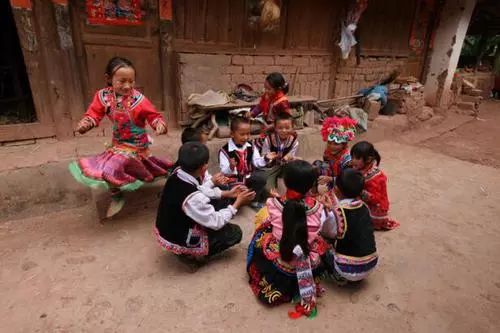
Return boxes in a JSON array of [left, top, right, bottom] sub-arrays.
[[1, 1, 57, 142]]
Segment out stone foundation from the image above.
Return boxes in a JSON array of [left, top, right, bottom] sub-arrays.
[[177, 53, 334, 122], [333, 55, 408, 97]]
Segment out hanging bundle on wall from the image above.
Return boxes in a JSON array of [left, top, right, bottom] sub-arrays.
[[260, 0, 281, 32], [338, 0, 368, 59], [248, 0, 281, 32]]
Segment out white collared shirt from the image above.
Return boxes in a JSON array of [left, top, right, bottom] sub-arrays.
[[176, 169, 237, 230], [218, 139, 266, 175]]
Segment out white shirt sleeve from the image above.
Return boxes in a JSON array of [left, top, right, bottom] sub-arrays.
[[252, 144, 267, 168], [219, 150, 237, 175], [197, 171, 222, 199], [198, 180, 222, 199], [204, 170, 212, 183], [320, 209, 337, 239], [183, 191, 237, 230], [286, 140, 299, 158], [260, 138, 271, 156]]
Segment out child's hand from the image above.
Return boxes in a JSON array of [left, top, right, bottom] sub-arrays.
[[233, 189, 256, 209], [227, 185, 246, 198], [283, 154, 294, 162], [229, 158, 237, 171], [265, 152, 278, 161], [155, 122, 167, 135], [212, 173, 230, 187], [269, 188, 280, 198], [317, 193, 334, 210], [317, 183, 329, 195], [76, 117, 94, 134], [318, 175, 333, 185]]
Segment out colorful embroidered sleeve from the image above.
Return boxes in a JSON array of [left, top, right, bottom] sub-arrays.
[[138, 97, 167, 130], [84, 90, 107, 126], [251, 94, 270, 117], [272, 99, 291, 116], [363, 171, 390, 213], [250, 104, 263, 118], [340, 153, 352, 169]]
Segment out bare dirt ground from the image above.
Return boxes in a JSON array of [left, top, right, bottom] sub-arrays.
[[1, 103, 500, 333], [420, 99, 500, 169]]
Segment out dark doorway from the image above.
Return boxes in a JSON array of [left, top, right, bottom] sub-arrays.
[[0, 1, 36, 125]]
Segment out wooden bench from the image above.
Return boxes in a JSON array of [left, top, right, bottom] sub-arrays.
[[188, 95, 317, 140]]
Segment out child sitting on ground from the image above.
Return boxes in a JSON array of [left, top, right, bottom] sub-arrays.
[[321, 168, 378, 284], [259, 113, 299, 191], [180, 126, 231, 208], [250, 72, 291, 125], [181, 126, 209, 145], [247, 160, 334, 318], [317, 117, 357, 189], [155, 142, 255, 259], [219, 117, 268, 208], [351, 141, 400, 230]]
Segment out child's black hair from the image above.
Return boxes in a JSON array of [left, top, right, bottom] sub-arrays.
[[177, 142, 209, 173], [181, 127, 206, 144], [105, 57, 135, 86], [311, 160, 329, 177], [266, 72, 289, 94], [351, 141, 381, 166], [230, 116, 250, 132], [336, 168, 365, 199], [274, 112, 293, 125], [279, 160, 316, 262]]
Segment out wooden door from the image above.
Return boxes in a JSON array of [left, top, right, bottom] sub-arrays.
[[71, 0, 163, 110], [405, 0, 438, 80]]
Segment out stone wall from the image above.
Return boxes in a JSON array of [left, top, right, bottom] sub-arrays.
[[177, 53, 334, 123], [333, 55, 409, 97]]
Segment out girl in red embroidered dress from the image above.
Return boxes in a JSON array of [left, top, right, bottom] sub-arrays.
[[351, 141, 400, 230], [250, 72, 291, 125], [69, 57, 172, 218]]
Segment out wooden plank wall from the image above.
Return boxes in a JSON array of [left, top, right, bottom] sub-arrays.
[[173, 0, 348, 53], [358, 0, 417, 56]]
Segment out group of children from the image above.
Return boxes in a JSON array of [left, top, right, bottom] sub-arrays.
[[70, 57, 399, 318]]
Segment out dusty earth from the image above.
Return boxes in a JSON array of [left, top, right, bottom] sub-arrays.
[[1, 102, 500, 333], [421, 100, 500, 169]]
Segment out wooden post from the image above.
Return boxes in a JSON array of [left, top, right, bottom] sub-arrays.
[[51, 0, 85, 128], [28, 1, 74, 139], [159, 0, 177, 125]]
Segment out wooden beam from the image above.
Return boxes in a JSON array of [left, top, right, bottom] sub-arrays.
[[0, 123, 55, 143]]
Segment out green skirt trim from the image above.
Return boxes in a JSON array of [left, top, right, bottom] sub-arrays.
[[68, 161, 145, 192]]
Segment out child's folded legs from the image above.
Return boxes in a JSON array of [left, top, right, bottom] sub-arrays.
[[245, 170, 268, 205]]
